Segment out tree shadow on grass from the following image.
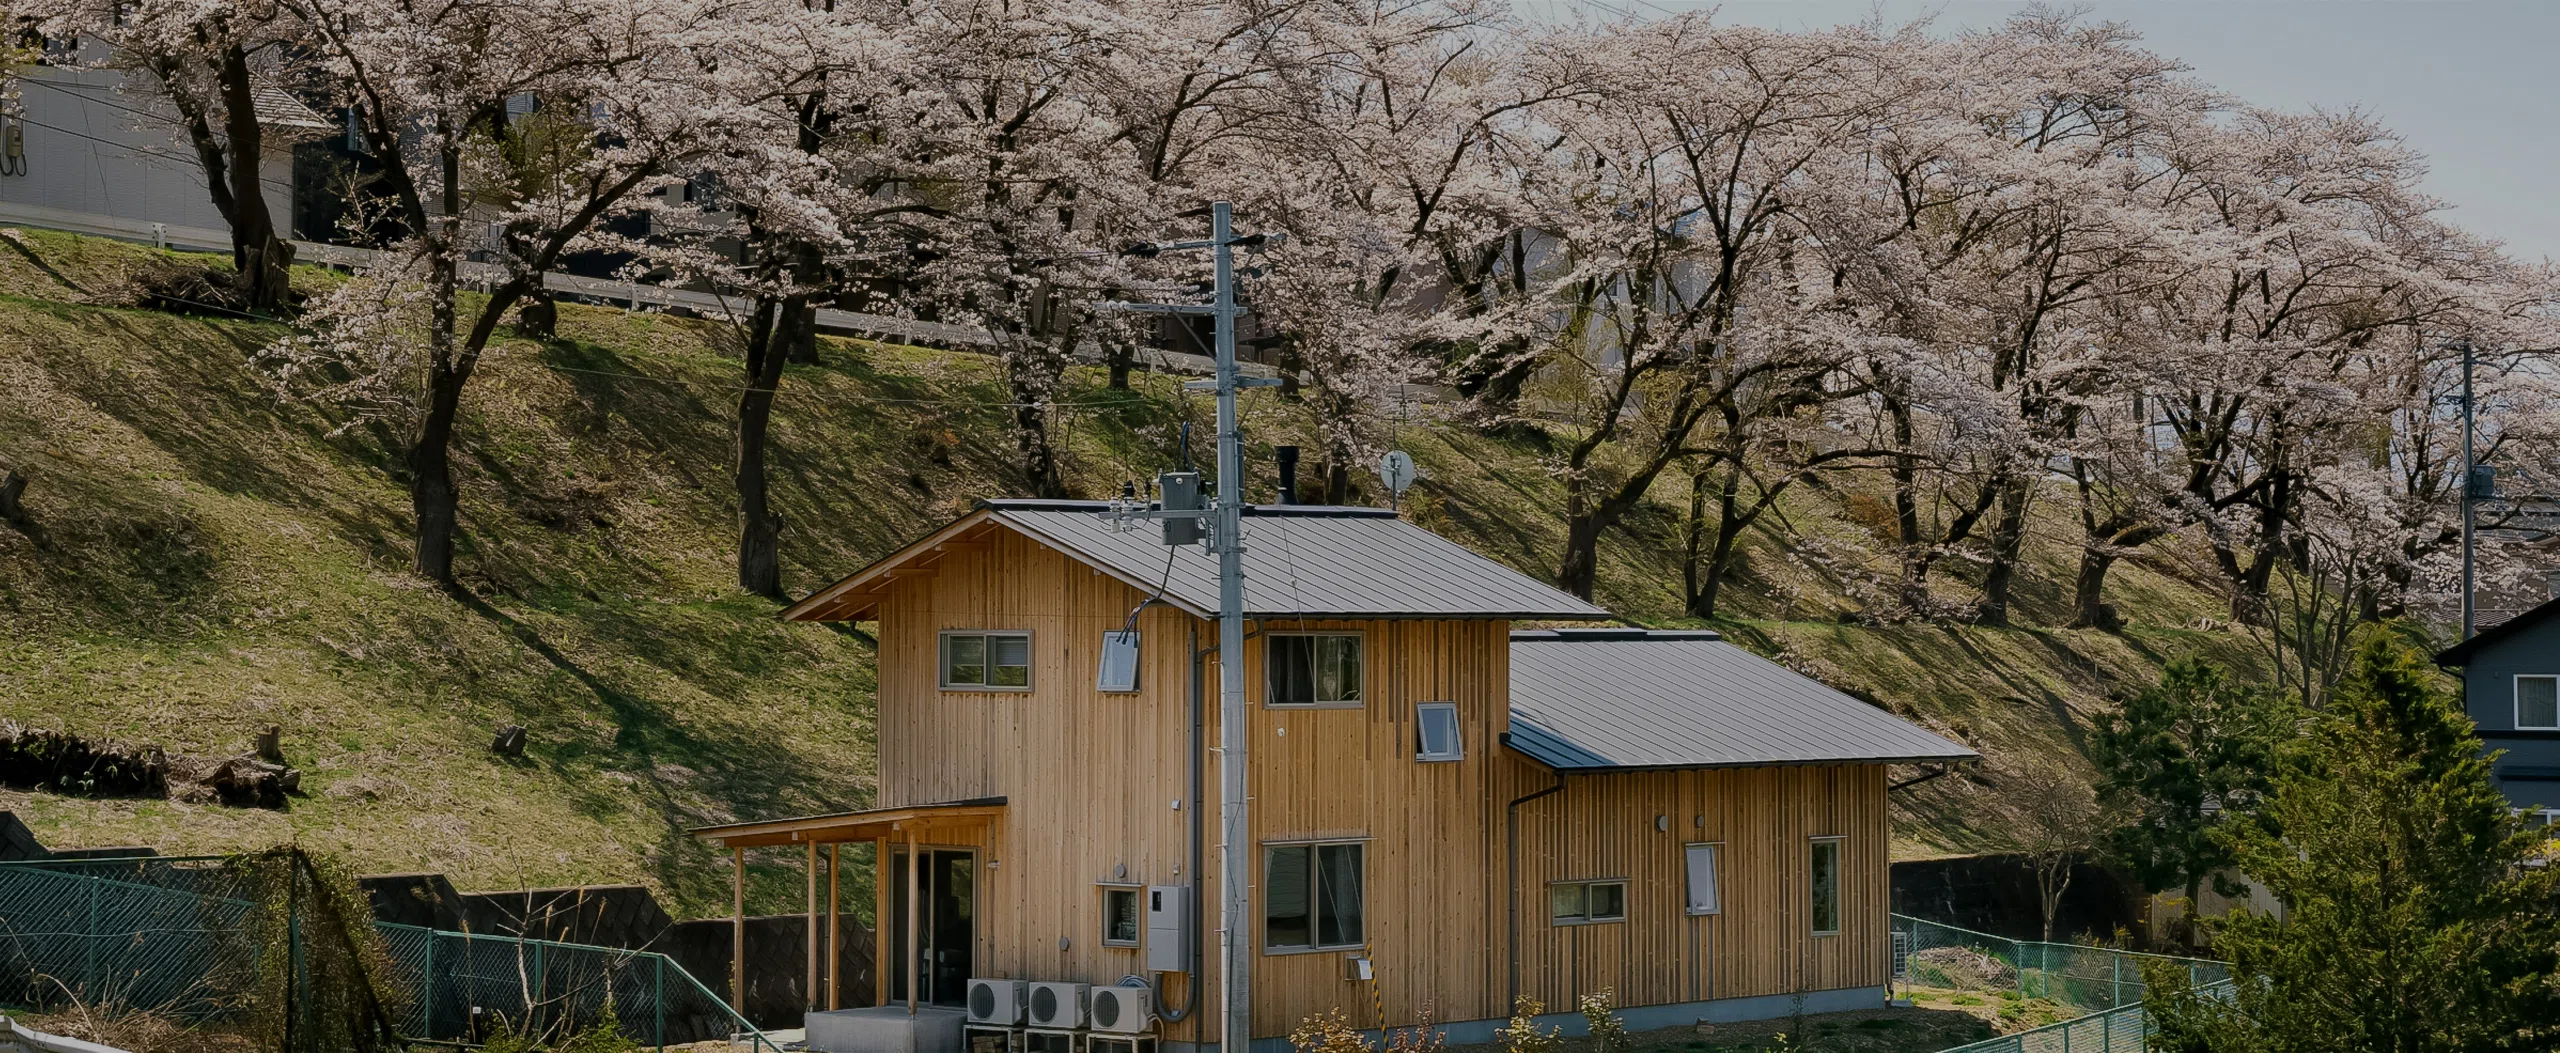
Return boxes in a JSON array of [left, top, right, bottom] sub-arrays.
[[440, 582, 864, 912]]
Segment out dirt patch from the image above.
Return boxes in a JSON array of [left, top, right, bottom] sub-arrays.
[[18, 1007, 262, 1053], [1907, 946, 2017, 991]]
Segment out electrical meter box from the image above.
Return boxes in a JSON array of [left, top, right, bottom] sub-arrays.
[[1157, 473, 1202, 546], [1145, 885, 1190, 973]]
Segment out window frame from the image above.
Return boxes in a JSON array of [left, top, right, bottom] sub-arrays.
[[1415, 702, 1463, 762], [939, 630, 1034, 692], [1549, 879, 1629, 926], [1683, 842, 1722, 916], [1260, 838, 1367, 954], [1097, 630, 1141, 693], [1264, 632, 1365, 709], [1099, 883, 1143, 948], [2516, 674, 2560, 730], [1810, 837, 1844, 937]]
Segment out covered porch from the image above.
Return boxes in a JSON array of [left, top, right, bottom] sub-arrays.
[[692, 798, 1005, 1018]]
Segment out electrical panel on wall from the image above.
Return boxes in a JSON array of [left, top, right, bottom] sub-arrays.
[[1144, 885, 1189, 974]]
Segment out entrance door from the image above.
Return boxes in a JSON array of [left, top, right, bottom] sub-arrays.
[[888, 849, 975, 1006]]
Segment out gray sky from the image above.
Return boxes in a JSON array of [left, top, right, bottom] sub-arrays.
[[1549, 0, 2560, 264]]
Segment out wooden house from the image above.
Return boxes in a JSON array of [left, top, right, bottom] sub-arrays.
[[693, 500, 1974, 1050]]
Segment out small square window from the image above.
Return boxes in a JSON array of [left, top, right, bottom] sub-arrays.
[[1415, 702, 1462, 761], [1550, 880, 1626, 925], [1102, 886, 1141, 947], [1098, 631, 1141, 693], [1268, 634, 1362, 707], [942, 631, 1032, 691], [2518, 676, 2559, 730]]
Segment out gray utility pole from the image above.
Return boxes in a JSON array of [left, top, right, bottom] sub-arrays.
[[2462, 338, 2476, 640], [1096, 201, 1277, 1053]]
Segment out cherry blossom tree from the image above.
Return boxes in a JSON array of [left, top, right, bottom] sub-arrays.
[[259, 0, 738, 582], [26, 0, 311, 308]]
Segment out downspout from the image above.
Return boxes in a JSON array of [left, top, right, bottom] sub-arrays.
[[1157, 619, 1208, 1024], [1506, 773, 1566, 1011]]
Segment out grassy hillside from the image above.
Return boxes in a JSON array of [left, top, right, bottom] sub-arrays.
[[0, 229, 2261, 916]]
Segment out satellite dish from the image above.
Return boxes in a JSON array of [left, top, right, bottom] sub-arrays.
[[1378, 451, 1417, 507]]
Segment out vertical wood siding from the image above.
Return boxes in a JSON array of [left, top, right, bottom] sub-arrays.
[[871, 526, 1887, 1043]]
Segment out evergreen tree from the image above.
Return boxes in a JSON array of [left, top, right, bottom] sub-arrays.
[[2090, 658, 2290, 939], [2148, 634, 2560, 1053]]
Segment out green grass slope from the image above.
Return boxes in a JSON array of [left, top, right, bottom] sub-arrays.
[[0, 229, 2259, 915]]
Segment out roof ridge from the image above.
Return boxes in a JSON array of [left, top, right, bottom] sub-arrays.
[[976, 497, 1397, 519], [1511, 628, 1722, 641]]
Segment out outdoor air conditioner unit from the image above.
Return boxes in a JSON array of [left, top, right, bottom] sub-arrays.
[[1027, 981, 1091, 1028], [1089, 984, 1155, 1034], [968, 978, 1028, 1025]]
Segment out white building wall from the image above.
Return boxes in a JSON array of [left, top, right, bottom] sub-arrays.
[[0, 63, 301, 252]]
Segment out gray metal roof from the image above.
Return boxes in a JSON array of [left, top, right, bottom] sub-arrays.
[[1506, 629, 1977, 770], [988, 501, 1611, 620]]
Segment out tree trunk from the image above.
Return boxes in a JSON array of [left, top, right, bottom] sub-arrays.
[[1007, 350, 1067, 499], [215, 44, 294, 311], [1977, 480, 2031, 626], [1558, 513, 1604, 601], [785, 302, 820, 364], [410, 366, 464, 583], [2068, 548, 2119, 630], [1106, 338, 1132, 390], [0, 468, 28, 533], [736, 297, 798, 598], [1683, 464, 1749, 620]]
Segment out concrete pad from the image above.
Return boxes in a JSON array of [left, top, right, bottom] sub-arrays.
[[806, 1006, 969, 1053]]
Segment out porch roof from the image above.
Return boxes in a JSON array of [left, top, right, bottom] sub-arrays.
[[688, 797, 1005, 849]]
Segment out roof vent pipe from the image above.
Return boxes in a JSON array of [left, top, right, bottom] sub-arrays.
[[1275, 445, 1299, 505]]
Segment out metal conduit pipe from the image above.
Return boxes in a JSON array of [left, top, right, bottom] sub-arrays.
[[1157, 620, 1209, 1024]]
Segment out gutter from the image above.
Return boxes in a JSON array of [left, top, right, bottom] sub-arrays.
[[1506, 773, 1566, 1010]]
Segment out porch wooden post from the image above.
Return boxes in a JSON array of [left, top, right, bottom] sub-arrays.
[[905, 826, 920, 1016], [806, 840, 820, 1013], [828, 843, 842, 1010], [731, 846, 746, 1012], [873, 836, 891, 1007]]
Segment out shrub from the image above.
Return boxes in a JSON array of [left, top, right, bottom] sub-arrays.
[[1576, 991, 1628, 1053], [1291, 1009, 1372, 1053], [1495, 998, 1560, 1053]]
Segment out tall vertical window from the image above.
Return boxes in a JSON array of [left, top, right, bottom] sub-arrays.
[[1263, 841, 1364, 951], [1267, 634, 1362, 707], [1415, 702, 1463, 761], [1810, 838, 1842, 935], [941, 631, 1032, 690], [1684, 843, 1721, 915], [2517, 675, 2559, 730]]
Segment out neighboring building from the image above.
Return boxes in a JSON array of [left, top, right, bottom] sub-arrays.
[[693, 499, 1974, 1050], [0, 44, 327, 251], [2434, 596, 2560, 826]]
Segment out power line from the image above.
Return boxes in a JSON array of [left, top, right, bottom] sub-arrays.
[[11, 84, 304, 197]]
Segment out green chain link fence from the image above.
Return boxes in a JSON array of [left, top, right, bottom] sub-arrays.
[[1891, 914, 2227, 1016], [0, 855, 779, 1052]]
